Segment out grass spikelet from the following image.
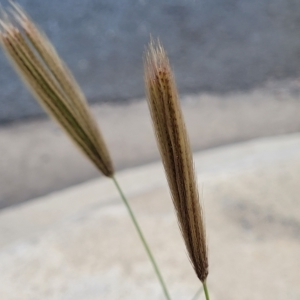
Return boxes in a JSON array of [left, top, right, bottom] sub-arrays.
[[0, 3, 113, 177], [144, 39, 209, 283]]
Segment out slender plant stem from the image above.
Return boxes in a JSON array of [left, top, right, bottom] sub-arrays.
[[112, 176, 172, 300], [190, 286, 203, 300], [202, 281, 210, 300]]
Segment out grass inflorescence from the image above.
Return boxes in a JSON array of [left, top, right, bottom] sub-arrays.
[[144, 40, 209, 283], [0, 3, 113, 177]]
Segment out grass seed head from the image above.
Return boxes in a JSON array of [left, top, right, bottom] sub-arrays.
[[144, 39, 209, 282], [0, 3, 114, 177]]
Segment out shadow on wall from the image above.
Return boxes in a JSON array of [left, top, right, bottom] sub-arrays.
[[1, 0, 300, 122]]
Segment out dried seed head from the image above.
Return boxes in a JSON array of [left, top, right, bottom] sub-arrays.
[[144, 40, 209, 282], [0, 3, 113, 177]]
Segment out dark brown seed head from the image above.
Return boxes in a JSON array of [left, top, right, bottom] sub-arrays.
[[144, 40, 209, 282], [0, 3, 114, 177]]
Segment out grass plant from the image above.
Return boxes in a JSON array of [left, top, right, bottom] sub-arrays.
[[0, 4, 170, 300], [0, 3, 210, 299], [144, 40, 210, 299]]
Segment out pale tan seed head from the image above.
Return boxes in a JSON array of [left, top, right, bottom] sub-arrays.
[[144, 40, 209, 282], [0, 3, 113, 177]]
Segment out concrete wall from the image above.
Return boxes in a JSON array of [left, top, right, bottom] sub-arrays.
[[1, 0, 300, 123]]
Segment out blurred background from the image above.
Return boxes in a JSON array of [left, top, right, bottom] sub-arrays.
[[0, 1, 300, 299], [1, 0, 300, 208]]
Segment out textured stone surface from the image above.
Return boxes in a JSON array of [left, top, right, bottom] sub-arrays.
[[0, 134, 299, 299], [1, 0, 300, 122], [1, 81, 300, 208]]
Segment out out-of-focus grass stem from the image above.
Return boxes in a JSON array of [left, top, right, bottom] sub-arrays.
[[112, 176, 172, 300], [190, 286, 203, 300]]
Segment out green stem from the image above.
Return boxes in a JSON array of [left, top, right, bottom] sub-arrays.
[[112, 176, 172, 300], [202, 281, 210, 300], [190, 286, 203, 300]]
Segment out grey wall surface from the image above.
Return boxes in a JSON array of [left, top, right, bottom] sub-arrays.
[[1, 0, 300, 123]]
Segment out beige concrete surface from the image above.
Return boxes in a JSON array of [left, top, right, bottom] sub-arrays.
[[1, 79, 300, 207], [0, 133, 299, 300]]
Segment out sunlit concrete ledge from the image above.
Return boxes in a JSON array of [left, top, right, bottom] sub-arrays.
[[0, 133, 300, 299]]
